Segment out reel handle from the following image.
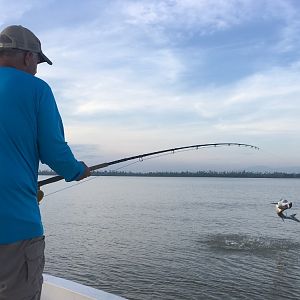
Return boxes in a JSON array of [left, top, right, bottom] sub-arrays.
[[37, 189, 44, 204]]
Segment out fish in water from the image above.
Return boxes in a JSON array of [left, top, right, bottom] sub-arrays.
[[273, 199, 299, 222]]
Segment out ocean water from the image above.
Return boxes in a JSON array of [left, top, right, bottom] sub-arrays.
[[40, 176, 300, 299]]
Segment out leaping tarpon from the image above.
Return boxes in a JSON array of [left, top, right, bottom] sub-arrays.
[[272, 199, 299, 222]]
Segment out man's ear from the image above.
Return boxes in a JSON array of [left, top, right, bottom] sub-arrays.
[[23, 51, 32, 66]]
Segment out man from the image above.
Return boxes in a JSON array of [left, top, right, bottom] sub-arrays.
[[0, 25, 90, 299]]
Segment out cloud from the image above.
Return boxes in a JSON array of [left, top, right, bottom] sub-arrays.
[[121, 0, 294, 34], [39, 31, 300, 138], [56, 60, 300, 168], [275, 19, 300, 53], [188, 63, 300, 134], [123, 0, 249, 31], [0, 1, 40, 26], [5, 0, 300, 170]]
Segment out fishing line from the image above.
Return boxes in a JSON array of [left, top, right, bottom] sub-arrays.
[[38, 143, 259, 202], [39, 142, 259, 188], [41, 144, 256, 198], [42, 159, 142, 198], [42, 149, 190, 197]]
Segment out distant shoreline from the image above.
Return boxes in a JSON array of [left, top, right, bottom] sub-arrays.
[[38, 170, 300, 179]]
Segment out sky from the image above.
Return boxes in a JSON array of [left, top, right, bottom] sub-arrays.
[[1, 0, 300, 172]]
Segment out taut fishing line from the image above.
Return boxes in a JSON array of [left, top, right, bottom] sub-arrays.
[[42, 148, 199, 198], [43, 157, 145, 198], [38, 143, 259, 200]]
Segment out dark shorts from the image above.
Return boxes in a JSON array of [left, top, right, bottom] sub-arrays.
[[0, 236, 45, 300]]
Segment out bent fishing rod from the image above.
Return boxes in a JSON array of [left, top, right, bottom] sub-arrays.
[[38, 142, 259, 188]]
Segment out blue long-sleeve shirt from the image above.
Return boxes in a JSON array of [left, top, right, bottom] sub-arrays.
[[0, 67, 84, 244]]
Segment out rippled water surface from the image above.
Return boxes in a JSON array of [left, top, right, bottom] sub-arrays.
[[40, 177, 300, 299]]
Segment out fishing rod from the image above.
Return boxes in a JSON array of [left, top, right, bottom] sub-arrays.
[[38, 142, 259, 188]]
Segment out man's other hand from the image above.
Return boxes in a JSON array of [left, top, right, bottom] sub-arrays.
[[76, 162, 91, 181]]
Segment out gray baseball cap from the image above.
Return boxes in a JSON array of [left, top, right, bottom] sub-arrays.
[[0, 25, 52, 65]]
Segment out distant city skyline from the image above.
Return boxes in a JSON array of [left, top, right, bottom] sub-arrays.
[[2, 0, 300, 172]]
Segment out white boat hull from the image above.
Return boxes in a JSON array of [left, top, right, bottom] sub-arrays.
[[42, 274, 127, 300]]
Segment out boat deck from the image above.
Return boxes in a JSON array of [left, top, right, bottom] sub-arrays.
[[42, 274, 127, 300]]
